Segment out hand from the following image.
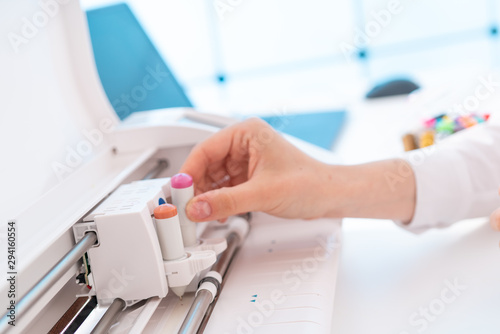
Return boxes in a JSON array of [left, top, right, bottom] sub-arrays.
[[490, 187, 500, 230], [179, 118, 333, 222]]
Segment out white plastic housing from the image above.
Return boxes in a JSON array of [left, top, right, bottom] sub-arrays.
[[79, 178, 173, 305], [163, 251, 217, 288], [73, 177, 225, 305]]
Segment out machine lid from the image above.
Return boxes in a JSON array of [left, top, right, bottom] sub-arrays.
[[0, 0, 119, 222]]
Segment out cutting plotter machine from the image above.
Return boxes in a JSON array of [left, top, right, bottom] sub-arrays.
[[0, 1, 341, 333]]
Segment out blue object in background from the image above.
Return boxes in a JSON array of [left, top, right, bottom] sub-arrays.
[[86, 3, 192, 120], [260, 111, 346, 150], [86, 3, 346, 150]]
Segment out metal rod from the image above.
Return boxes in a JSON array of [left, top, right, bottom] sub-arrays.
[[90, 298, 126, 334], [196, 233, 242, 334], [211, 233, 240, 277], [177, 290, 213, 334], [0, 232, 97, 333], [178, 232, 242, 334], [142, 159, 169, 180]]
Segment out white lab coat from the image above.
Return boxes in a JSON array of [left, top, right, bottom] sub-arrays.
[[400, 113, 500, 233]]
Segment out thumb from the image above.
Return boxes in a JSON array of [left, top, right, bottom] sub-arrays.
[[490, 208, 500, 231], [186, 183, 260, 222]]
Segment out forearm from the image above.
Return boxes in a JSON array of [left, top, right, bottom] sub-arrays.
[[320, 120, 500, 230], [320, 159, 416, 222]]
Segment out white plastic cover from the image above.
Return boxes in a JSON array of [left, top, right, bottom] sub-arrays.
[[0, 0, 118, 222]]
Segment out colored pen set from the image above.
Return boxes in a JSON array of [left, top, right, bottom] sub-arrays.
[[402, 112, 490, 151]]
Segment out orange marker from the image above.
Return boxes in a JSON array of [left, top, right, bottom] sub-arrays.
[[154, 204, 186, 261]]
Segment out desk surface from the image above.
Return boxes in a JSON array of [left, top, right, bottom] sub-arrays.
[[333, 217, 500, 334], [331, 94, 500, 333]]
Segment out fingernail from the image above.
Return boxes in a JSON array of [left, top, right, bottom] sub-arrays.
[[188, 201, 212, 220]]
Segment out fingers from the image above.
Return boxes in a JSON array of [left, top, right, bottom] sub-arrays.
[[180, 118, 271, 181], [185, 181, 261, 222], [491, 208, 500, 231], [180, 122, 245, 183], [180, 118, 276, 221]]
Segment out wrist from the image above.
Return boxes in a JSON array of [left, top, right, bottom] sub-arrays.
[[315, 163, 350, 219], [317, 159, 416, 221]]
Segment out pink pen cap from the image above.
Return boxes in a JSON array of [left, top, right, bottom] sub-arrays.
[[171, 173, 193, 189], [171, 173, 197, 246]]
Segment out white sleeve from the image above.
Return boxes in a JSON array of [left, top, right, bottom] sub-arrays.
[[396, 114, 500, 233]]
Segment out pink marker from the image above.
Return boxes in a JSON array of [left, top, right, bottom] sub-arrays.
[[171, 173, 197, 247]]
